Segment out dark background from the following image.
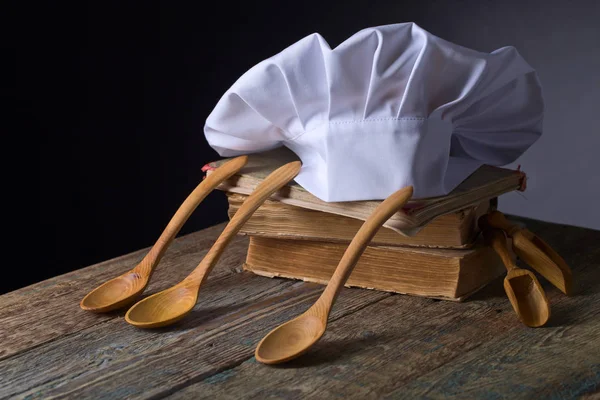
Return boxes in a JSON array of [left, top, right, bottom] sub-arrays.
[[19, 1, 599, 294]]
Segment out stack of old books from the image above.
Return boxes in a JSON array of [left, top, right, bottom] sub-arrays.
[[205, 148, 525, 301]]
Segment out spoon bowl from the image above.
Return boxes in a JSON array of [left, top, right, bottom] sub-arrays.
[[80, 155, 249, 313], [256, 314, 325, 364], [485, 211, 572, 295], [255, 186, 414, 364], [80, 272, 148, 312], [124, 161, 302, 329], [482, 226, 551, 327], [125, 283, 198, 328], [504, 269, 550, 327]]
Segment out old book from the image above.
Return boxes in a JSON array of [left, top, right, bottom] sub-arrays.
[[228, 193, 493, 248], [205, 147, 525, 235], [244, 236, 507, 301]]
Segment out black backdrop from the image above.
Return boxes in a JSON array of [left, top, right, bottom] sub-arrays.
[[26, 1, 443, 295]]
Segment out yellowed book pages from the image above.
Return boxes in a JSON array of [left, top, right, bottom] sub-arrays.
[[228, 193, 492, 248], [244, 237, 508, 301], [206, 147, 525, 235]]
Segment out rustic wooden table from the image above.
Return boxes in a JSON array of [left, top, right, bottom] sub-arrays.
[[1, 217, 599, 399]]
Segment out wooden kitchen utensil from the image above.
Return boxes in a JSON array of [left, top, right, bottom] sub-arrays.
[[255, 186, 413, 365], [80, 155, 249, 312], [125, 161, 302, 328], [483, 228, 550, 327], [482, 210, 572, 295]]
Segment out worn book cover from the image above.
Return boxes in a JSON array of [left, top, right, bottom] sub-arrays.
[[244, 236, 509, 301]]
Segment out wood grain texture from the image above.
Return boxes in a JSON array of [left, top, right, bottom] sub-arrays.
[[245, 237, 506, 300], [484, 228, 550, 327], [255, 186, 413, 364], [485, 211, 573, 295], [124, 161, 301, 328], [0, 224, 238, 359], [167, 218, 600, 400], [0, 223, 389, 398], [80, 155, 248, 312], [0, 216, 599, 399]]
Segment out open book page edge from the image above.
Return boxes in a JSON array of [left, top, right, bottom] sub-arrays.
[[208, 174, 521, 235], [205, 151, 524, 235]]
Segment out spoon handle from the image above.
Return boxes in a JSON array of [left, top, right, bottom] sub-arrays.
[[485, 210, 522, 236], [133, 156, 248, 277], [483, 211, 572, 295], [186, 161, 302, 285], [315, 186, 413, 314], [483, 228, 517, 271]]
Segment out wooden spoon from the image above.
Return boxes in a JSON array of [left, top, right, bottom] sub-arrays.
[[483, 211, 572, 295], [125, 161, 302, 328], [483, 228, 550, 327], [255, 186, 414, 365], [80, 155, 248, 313]]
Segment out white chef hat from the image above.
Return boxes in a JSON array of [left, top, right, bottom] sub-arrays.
[[204, 22, 543, 201]]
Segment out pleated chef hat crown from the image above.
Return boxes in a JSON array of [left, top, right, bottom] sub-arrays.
[[205, 23, 543, 201]]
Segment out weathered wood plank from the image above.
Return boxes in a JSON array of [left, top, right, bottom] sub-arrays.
[[0, 271, 390, 399], [167, 296, 598, 399], [384, 219, 600, 399], [1, 216, 598, 400], [387, 307, 600, 399], [0, 224, 245, 359], [168, 289, 599, 399], [161, 218, 600, 400], [163, 291, 524, 399], [0, 271, 297, 398]]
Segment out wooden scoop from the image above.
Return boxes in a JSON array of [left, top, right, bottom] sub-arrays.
[[80, 155, 248, 312], [125, 161, 302, 328], [255, 186, 413, 365], [483, 228, 550, 327], [483, 211, 572, 295]]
